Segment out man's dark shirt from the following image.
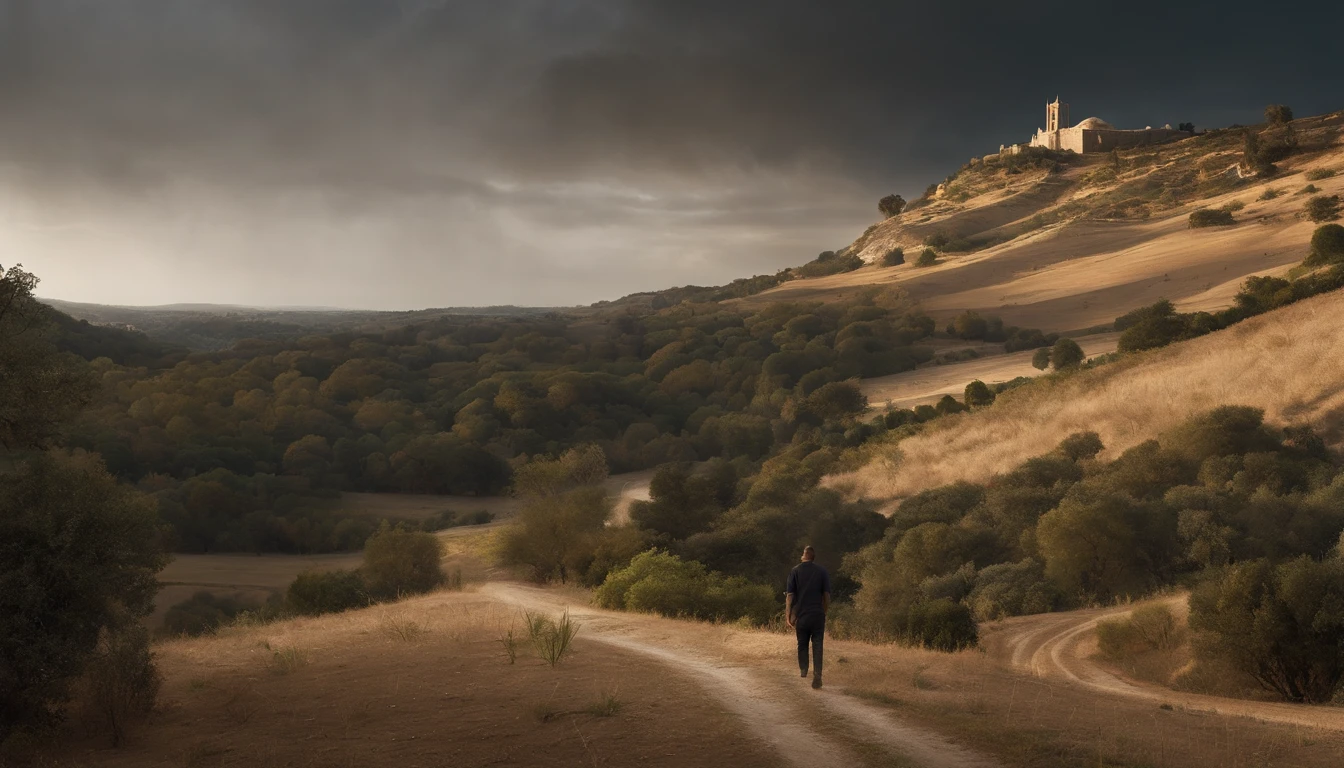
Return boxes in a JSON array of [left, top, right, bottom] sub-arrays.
[[786, 562, 830, 620]]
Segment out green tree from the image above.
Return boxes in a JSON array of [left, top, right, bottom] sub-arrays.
[[963, 380, 995, 408], [1049, 338, 1085, 370], [915, 249, 938, 267], [882, 247, 905, 267], [1304, 223, 1344, 267], [0, 451, 169, 740], [1264, 104, 1293, 125], [934, 394, 967, 415], [287, 569, 368, 616], [1190, 557, 1344, 703], [1031, 347, 1051, 370], [0, 264, 93, 450], [362, 523, 445, 600], [878, 194, 907, 218]]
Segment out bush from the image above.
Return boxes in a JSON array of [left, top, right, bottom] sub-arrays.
[[934, 394, 967, 415], [595, 550, 777, 625], [82, 624, 161, 747], [1304, 195, 1341, 224], [881, 247, 905, 267], [1030, 347, 1051, 371], [1096, 604, 1180, 660], [420, 509, 494, 532], [1299, 184, 1320, 195], [903, 599, 978, 651], [1189, 209, 1235, 228], [963, 380, 995, 408], [1305, 168, 1336, 181], [923, 232, 950, 249], [162, 591, 260, 637], [286, 569, 368, 616], [1304, 224, 1344, 267], [362, 523, 445, 600], [1258, 188, 1281, 201], [1264, 104, 1293, 125], [949, 311, 989, 340], [967, 559, 1057, 620], [1049, 338, 1085, 370], [1189, 557, 1344, 703], [796, 250, 865, 279], [915, 249, 938, 267], [878, 194, 907, 218]]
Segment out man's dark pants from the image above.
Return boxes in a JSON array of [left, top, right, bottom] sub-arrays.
[[795, 613, 824, 676]]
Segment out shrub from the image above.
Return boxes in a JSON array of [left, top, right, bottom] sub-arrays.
[[1189, 209, 1235, 228], [1305, 168, 1336, 181], [82, 624, 161, 747], [934, 394, 967, 415], [1258, 188, 1281, 201], [361, 523, 445, 600], [915, 249, 938, 267], [1096, 604, 1181, 661], [903, 599, 978, 651], [162, 591, 260, 637], [1189, 557, 1344, 703], [949, 311, 989, 340], [1030, 347, 1051, 371], [1304, 224, 1344, 267], [286, 569, 368, 616], [531, 612, 580, 667], [1049, 338, 1085, 370], [1299, 184, 1320, 195], [1304, 195, 1341, 224], [595, 550, 776, 624], [923, 232, 950, 249], [882, 247, 905, 267], [420, 509, 494, 532], [1264, 104, 1293, 125], [878, 194, 907, 218], [967, 559, 1057, 620], [963, 380, 995, 408], [796, 250, 865, 278]]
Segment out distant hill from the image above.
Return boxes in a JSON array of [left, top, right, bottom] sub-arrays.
[[42, 298, 567, 351]]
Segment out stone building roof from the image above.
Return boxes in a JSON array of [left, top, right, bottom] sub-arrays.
[[1075, 117, 1114, 130]]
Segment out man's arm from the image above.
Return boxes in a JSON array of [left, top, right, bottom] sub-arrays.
[[784, 592, 794, 628]]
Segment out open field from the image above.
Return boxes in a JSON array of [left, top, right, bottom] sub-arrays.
[[152, 474, 656, 628], [732, 116, 1344, 334], [840, 289, 1344, 502], [861, 332, 1120, 409]]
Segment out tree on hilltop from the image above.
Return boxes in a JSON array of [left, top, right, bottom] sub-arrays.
[[1264, 104, 1293, 125], [879, 194, 907, 218]]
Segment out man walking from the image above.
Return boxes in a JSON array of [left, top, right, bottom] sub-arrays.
[[785, 545, 830, 689]]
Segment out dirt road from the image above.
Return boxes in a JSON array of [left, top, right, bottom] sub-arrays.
[[986, 598, 1344, 732], [483, 582, 1002, 768]]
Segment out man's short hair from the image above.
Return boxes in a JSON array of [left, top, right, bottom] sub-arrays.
[[802, 545, 815, 560]]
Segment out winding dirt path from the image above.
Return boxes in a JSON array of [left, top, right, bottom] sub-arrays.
[[482, 583, 1001, 768], [987, 597, 1344, 732]]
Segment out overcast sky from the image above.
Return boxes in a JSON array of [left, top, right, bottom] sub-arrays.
[[3, 1, 1342, 309]]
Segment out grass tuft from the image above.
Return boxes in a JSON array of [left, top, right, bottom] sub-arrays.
[[268, 646, 308, 675]]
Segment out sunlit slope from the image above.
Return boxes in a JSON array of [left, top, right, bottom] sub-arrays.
[[736, 111, 1344, 332], [837, 289, 1344, 502]]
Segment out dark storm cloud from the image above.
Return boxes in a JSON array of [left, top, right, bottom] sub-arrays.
[[1, 0, 1341, 308]]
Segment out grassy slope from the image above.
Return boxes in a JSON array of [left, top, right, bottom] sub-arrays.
[[734, 111, 1344, 333], [838, 289, 1344, 502]]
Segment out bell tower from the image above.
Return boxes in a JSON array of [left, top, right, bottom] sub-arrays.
[[1046, 97, 1070, 132]]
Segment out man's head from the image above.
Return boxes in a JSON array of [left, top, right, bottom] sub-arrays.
[[801, 545, 815, 562]]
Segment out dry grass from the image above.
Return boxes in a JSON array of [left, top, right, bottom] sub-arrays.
[[45, 590, 777, 768], [841, 291, 1344, 502]]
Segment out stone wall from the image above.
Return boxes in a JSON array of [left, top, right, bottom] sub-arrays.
[[1066, 127, 1187, 153]]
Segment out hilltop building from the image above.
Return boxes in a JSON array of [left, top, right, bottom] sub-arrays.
[[1003, 97, 1187, 155]]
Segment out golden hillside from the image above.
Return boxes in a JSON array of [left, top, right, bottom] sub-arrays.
[[837, 289, 1344, 503], [736, 110, 1344, 333]]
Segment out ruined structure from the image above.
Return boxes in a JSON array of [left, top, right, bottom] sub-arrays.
[[1003, 97, 1188, 155]]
